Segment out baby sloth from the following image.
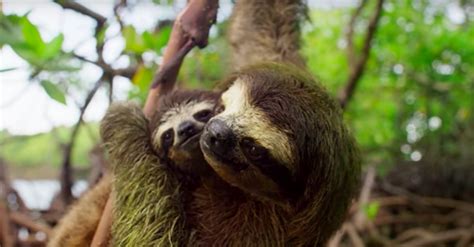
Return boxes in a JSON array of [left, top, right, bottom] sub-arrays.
[[149, 90, 219, 177], [103, 89, 220, 246], [48, 90, 219, 247]]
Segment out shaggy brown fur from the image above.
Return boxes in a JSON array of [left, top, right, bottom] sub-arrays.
[[190, 63, 360, 246], [101, 102, 192, 246], [228, 0, 307, 69], [47, 175, 112, 247]]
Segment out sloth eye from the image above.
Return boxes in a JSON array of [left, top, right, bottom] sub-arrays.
[[161, 129, 174, 150], [193, 109, 213, 122], [241, 138, 267, 161]]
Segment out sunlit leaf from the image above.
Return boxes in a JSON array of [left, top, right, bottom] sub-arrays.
[[123, 25, 146, 54], [155, 26, 171, 51], [42, 34, 64, 59], [20, 15, 45, 52], [132, 65, 153, 90], [362, 202, 380, 220], [40, 80, 66, 105]]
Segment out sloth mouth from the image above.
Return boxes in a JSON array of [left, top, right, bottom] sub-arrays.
[[179, 133, 202, 148], [201, 140, 249, 171]]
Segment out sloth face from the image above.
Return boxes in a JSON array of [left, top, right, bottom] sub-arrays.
[[201, 78, 303, 203], [201, 63, 355, 206], [151, 90, 220, 175]]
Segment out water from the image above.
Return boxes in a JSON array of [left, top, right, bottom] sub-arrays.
[[11, 180, 88, 210]]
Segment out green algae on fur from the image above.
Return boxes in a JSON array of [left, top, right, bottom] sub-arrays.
[[100, 102, 192, 246]]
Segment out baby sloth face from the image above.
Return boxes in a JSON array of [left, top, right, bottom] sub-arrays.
[[150, 90, 220, 175]]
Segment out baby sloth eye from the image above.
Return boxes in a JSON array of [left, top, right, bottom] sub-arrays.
[[161, 128, 174, 150], [241, 138, 267, 161], [193, 109, 213, 122]]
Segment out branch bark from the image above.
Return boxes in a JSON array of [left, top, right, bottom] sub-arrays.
[[143, 0, 218, 118], [338, 0, 384, 110], [90, 193, 113, 247], [0, 162, 13, 247], [54, 0, 106, 27], [52, 77, 105, 211]]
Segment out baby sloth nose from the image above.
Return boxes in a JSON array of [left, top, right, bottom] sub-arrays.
[[205, 119, 236, 156], [178, 121, 198, 139]]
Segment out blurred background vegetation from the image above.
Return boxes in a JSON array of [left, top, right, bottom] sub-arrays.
[[1, 0, 472, 177]]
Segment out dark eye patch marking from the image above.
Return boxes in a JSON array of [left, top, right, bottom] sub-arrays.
[[240, 138, 303, 199], [193, 109, 213, 123], [161, 128, 174, 153]]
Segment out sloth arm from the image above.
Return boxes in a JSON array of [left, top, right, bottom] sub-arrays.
[[100, 102, 191, 246]]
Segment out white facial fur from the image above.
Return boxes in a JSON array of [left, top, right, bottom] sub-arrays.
[[214, 79, 294, 166], [154, 100, 215, 148]]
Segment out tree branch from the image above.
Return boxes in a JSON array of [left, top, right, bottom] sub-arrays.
[[338, 0, 384, 110], [53, 77, 105, 209], [346, 0, 369, 67], [143, 0, 218, 118], [73, 54, 136, 79], [54, 0, 106, 27]]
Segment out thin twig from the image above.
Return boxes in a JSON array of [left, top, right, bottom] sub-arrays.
[[58, 77, 105, 207], [399, 228, 472, 247], [354, 165, 376, 230], [346, 0, 368, 66], [9, 212, 52, 237], [54, 0, 106, 27], [90, 192, 113, 247], [143, 0, 218, 118], [338, 0, 384, 109]]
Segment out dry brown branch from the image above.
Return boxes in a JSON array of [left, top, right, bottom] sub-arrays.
[[345, 223, 365, 247], [399, 228, 472, 247], [354, 165, 376, 229], [54, 0, 106, 26], [338, 0, 384, 109], [9, 212, 52, 237], [380, 182, 474, 214], [0, 170, 13, 247], [91, 193, 113, 247], [73, 54, 136, 79], [143, 0, 218, 117], [346, 0, 368, 66], [327, 227, 345, 247], [52, 77, 105, 210], [395, 228, 435, 243]]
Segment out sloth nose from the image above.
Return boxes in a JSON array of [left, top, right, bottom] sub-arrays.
[[178, 121, 198, 139], [204, 119, 236, 156]]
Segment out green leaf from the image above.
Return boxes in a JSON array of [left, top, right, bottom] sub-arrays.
[[155, 26, 171, 51], [362, 202, 380, 221], [0, 14, 23, 46], [123, 25, 146, 54], [40, 80, 66, 105], [42, 34, 64, 59], [132, 65, 153, 90], [96, 25, 107, 45], [20, 15, 45, 52]]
